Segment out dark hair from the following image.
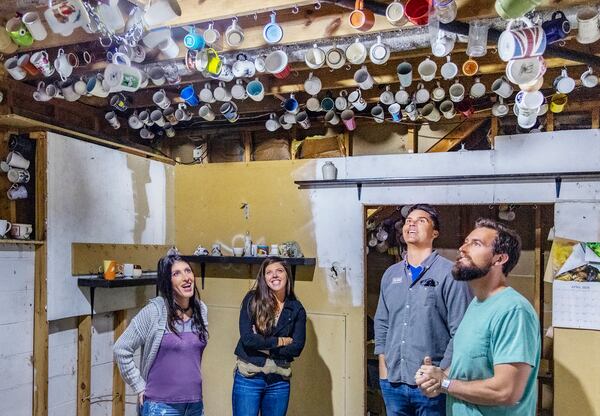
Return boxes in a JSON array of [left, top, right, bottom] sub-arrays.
[[406, 204, 441, 231], [474, 218, 522, 275], [157, 255, 208, 340], [249, 256, 296, 335]]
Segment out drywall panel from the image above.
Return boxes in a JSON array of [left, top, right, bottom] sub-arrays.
[[46, 132, 175, 320]]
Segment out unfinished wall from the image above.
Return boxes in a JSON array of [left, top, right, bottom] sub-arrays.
[[46, 132, 175, 320], [43, 133, 174, 415], [0, 248, 35, 416], [176, 129, 600, 416]]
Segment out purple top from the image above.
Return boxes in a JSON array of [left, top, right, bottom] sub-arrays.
[[144, 319, 207, 403]]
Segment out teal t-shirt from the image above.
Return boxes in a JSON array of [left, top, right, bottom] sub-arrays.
[[447, 287, 540, 416]]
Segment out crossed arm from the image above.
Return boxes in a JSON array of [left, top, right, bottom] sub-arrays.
[[415, 360, 532, 407]]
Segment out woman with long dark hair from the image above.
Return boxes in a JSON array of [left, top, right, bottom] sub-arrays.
[[232, 256, 307, 416], [114, 255, 208, 416]]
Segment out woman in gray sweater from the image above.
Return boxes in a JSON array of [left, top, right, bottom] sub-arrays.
[[113, 255, 208, 416]]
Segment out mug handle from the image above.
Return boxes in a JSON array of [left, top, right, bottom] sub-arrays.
[[552, 11, 565, 20], [5, 221, 11, 233]]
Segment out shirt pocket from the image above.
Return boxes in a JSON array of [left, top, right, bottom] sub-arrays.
[[423, 287, 437, 306]]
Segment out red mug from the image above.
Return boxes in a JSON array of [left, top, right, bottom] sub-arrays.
[[456, 98, 474, 117], [405, 0, 431, 26], [349, 0, 375, 31]]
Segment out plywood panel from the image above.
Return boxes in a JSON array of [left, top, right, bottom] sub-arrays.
[[71, 243, 172, 276], [554, 328, 600, 415]]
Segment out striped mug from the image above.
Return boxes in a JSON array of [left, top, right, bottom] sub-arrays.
[[498, 18, 546, 62]]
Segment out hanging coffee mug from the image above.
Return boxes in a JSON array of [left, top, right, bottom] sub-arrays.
[[6, 17, 33, 47], [542, 11, 571, 44], [184, 26, 205, 50], [263, 12, 283, 44], [498, 18, 547, 62], [7, 184, 27, 200], [225, 17, 245, 47], [349, 0, 375, 31]]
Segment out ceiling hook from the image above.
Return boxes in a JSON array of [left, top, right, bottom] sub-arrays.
[[271, 10, 277, 17], [315, 0, 322, 9], [292, 5, 299, 14], [232, 16, 238, 22], [253, 12, 258, 21]]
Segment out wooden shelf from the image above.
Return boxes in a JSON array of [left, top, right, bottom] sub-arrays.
[[0, 239, 45, 245], [181, 255, 315, 266], [181, 255, 317, 289], [77, 274, 158, 316]]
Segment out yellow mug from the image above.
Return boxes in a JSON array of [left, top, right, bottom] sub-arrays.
[[101, 260, 118, 280], [550, 93, 567, 113], [205, 48, 222, 75]]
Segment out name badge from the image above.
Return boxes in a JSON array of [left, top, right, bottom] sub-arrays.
[[392, 276, 403, 284]]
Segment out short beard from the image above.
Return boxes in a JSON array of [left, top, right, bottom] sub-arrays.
[[452, 261, 491, 281]]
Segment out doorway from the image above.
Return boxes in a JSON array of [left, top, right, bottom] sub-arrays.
[[364, 204, 554, 416]]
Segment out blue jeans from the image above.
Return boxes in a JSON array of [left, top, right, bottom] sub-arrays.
[[379, 379, 446, 416], [232, 371, 290, 416], [141, 400, 203, 416]]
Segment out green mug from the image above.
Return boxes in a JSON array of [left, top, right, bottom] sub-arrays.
[[6, 17, 33, 47], [495, 0, 541, 19]]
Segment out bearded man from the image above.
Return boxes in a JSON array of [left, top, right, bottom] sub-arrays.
[[415, 218, 540, 416]]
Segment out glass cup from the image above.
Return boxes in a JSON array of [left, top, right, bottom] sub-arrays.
[[466, 21, 489, 57]]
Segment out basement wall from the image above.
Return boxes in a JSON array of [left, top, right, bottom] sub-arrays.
[[1, 129, 599, 415]]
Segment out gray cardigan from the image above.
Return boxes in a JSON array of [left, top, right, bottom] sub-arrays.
[[113, 296, 208, 394]]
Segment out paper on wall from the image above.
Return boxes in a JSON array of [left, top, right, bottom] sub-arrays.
[[555, 201, 600, 242], [544, 237, 578, 283]]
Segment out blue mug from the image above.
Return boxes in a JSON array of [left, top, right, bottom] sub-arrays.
[[180, 85, 200, 106], [220, 102, 239, 122], [542, 11, 571, 44], [184, 28, 206, 50], [321, 97, 335, 112], [283, 95, 299, 113]]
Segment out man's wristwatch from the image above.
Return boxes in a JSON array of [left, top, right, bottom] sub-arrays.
[[440, 378, 452, 393]]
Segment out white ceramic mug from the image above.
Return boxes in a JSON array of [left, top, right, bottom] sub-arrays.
[[30, 50, 54, 77], [421, 103, 441, 122], [304, 72, 322, 96], [213, 81, 232, 102], [396, 62, 413, 87], [305, 44, 326, 69], [6, 184, 27, 200], [153, 89, 171, 109], [348, 89, 367, 111], [491, 77, 513, 98], [440, 100, 456, 119], [158, 37, 180, 59], [325, 110, 340, 125], [22, 11, 47, 41], [0, 219, 11, 237], [6, 151, 30, 169], [395, 86, 410, 105], [335, 90, 349, 111], [7, 168, 30, 184], [199, 83, 216, 103], [581, 66, 599, 88], [441, 55, 458, 80], [470, 77, 486, 98], [414, 83, 430, 104], [10, 223, 32, 240], [380, 86, 395, 105], [198, 104, 215, 121], [346, 38, 367, 65], [576, 6, 600, 44], [449, 80, 465, 102], [105, 111, 120, 129], [150, 109, 166, 126], [369, 35, 390, 65], [54, 48, 73, 81], [553, 68, 575, 94], [326, 46, 346, 70], [225, 17, 245, 47], [4, 56, 26, 80], [386, 1, 407, 26], [354, 65, 374, 90], [417, 57, 437, 82], [371, 104, 385, 123], [231, 79, 248, 100]]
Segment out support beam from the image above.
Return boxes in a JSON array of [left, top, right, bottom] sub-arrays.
[[546, 112, 555, 132], [407, 127, 418, 153], [592, 108, 600, 129], [242, 131, 252, 162], [112, 310, 127, 416], [77, 315, 92, 416]]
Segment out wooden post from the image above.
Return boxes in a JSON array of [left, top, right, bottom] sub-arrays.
[[592, 108, 600, 129], [242, 132, 252, 163], [77, 315, 92, 416], [32, 131, 48, 416], [343, 131, 352, 157], [407, 127, 418, 153], [112, 310, 127, 416], [490, 117, 498, 149], [33, 244, 48, 416], [546, 112, 555, 132], [534, 207, 544, 335]]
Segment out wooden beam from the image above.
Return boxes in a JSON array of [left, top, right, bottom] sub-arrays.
[[546, 112, 555, 132], [242, 131, 252, 162], [592, 108, 600, 129], [426, 119, 486, 152], [407, 127, 418, 153], [112, 310, 127, 416], [33, 243, 48, 416], [489, 116, 498, 149], [32, 131, 48, 416], [77, 315, 92, 416], [534, 208, 543, 318]]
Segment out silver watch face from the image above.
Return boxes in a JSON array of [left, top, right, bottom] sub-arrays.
[[441, 378, 451, 389]]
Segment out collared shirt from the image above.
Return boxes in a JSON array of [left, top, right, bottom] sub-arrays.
[[374, 251, 473, 384]]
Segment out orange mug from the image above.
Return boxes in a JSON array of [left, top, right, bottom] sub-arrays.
[[349, 0, 375, 32], [101, 260, 118, 280], [462, 58, 479, 76]]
